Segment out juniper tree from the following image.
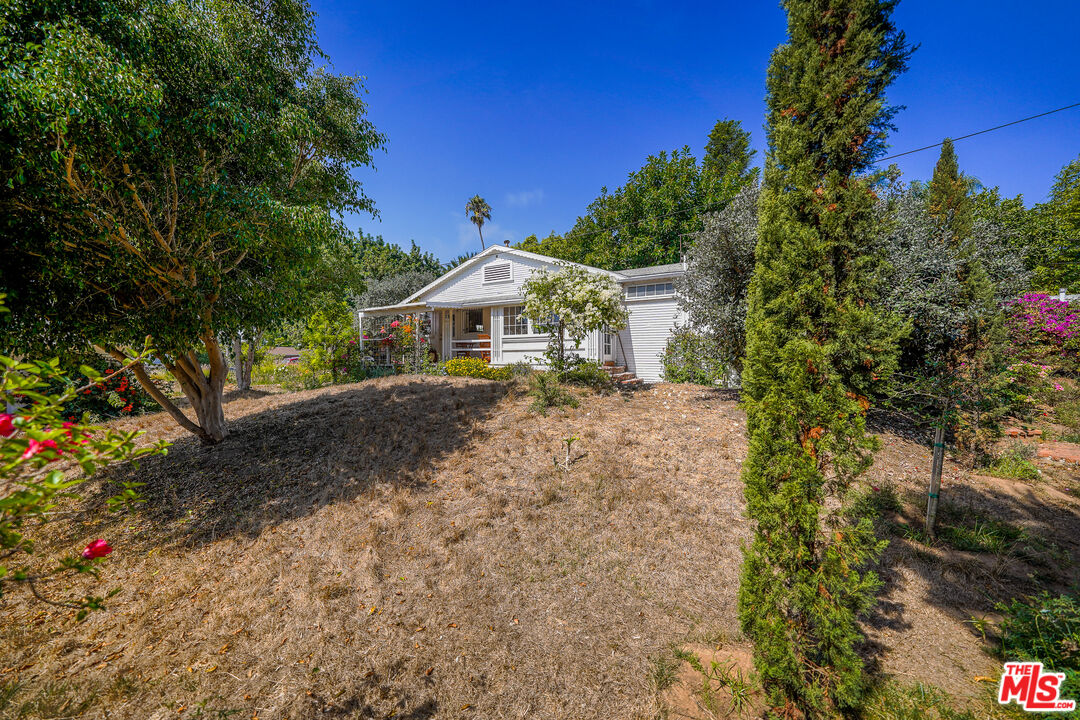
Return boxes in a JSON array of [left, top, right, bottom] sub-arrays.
[[737, 0, 910, 714]]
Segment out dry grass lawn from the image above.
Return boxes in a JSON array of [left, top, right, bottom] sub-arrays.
[[2, 375, 1079, 719]]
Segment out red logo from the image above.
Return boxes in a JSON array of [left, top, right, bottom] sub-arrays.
[[998, 662, 1076, 712]]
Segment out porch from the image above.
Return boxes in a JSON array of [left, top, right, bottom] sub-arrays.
[[358, 300, 616, 368]]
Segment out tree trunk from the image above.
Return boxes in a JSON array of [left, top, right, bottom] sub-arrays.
[[102, 334, 229, 444], [478, 226, 485, 250], [232, 336, 248, 391], [244, 337, 256, 388], [232, 332, 259, 391]]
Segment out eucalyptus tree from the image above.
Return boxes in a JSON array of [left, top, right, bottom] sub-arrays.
[[0, 0, 384, 443]]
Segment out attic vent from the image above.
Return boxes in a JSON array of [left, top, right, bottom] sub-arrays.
[[483, 262, 512, 284]]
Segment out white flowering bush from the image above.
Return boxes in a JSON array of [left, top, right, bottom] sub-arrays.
[[522, 265, 628, 372]]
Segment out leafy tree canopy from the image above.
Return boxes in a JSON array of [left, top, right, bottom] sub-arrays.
[[518, 120, 756, 271], [0, 0, 385, 443]]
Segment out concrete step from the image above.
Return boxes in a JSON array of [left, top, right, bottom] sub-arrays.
[[611, 372, 636, 381], [602, 365, 627, 375], [618, 377, 643, 387]]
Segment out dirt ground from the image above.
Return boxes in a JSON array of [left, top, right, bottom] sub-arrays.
[[2, 376, 1078, 719]]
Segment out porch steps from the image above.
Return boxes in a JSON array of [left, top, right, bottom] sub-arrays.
[[601, 362, 643, 388]]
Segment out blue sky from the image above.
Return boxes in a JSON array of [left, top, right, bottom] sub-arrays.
[[309, 1, 1080, 263]]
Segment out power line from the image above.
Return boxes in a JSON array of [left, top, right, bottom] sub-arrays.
[[875, 101, 1080, 163], [551, 101, 1080, 249]]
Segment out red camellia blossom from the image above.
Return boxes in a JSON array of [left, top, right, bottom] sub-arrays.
[[81, 539, 113, 559], [0, 413, 14, 437], [21, 438, 61, 460]]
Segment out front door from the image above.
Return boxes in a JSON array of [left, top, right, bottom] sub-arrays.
[[601, 326, 615, 364]]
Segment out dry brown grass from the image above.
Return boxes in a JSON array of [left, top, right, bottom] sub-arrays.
[[1, 376, 1079, 719]]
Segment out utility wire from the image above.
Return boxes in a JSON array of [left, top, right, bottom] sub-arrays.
[[549, 101, 1080, 248], [875, 101, 1080, 163]]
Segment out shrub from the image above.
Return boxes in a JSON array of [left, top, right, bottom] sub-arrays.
[[559, 358, 614, 392], [444, 357, 511, 381], [1005, 294, 1080, 372], [0, 328, 168, 616], [661, 328, 728, 385], [528, 371, 579, 415], [47, 354, 160, 421], [505, 361, 534, 378], [985, 441, 1040, 481], [998, 592, 1080, 704]]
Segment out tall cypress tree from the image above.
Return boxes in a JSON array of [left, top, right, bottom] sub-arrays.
[[927, 138, 974, 243], [737, 1, 911, 714]]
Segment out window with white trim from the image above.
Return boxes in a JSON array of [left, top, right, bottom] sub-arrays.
[[503, 305, 529, 335], [626, 282, 674, 299], [483, 262, 512, 284]]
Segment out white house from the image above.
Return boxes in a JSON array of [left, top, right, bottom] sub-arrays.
[[358, 245, 686, 383]]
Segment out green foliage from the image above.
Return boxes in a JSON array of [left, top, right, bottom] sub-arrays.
[[984, 441, 1040, 481], [676, 184, 760, 376], [737, 0, 911, 713], [1027, 156, 1080, 293], [0, 0, 384, 443], [518, 121, 754, 271], [528, 372, 579, 415], [302, 302, 356, 384], [443, 357, 511, 381], [927, 139, 975, 243], [660, 328, 728, 385], [0, 317, 168, 615], [49, 354, 160, 421], [704, 118, 757, 184], [998, 592, 1080, 705], [859, 681, 989, 720], [559, 358, 614, 392], [521, 265, 628, 372]]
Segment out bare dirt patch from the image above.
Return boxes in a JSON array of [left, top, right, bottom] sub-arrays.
[[1, 377, 1078, 718]]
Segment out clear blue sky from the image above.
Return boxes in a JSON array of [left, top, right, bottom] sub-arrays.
[[309, 0, 1080, 263]]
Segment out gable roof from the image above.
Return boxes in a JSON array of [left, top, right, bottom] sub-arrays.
[[399, 245, 621, 305], [615, 263, 686, 279]]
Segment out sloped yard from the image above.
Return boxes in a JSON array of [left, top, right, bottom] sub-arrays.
[[2, 376, 1078, 718]]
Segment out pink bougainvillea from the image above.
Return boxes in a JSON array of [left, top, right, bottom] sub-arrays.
[[1005, 293, 1080, 369]]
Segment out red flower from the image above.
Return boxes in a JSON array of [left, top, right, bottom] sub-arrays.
[[390, 320, 400, 328], [0, 413, 14, 438], [81, 539, 113, 559], [22, 438, 61, 460], [122, 404, 133, 412]]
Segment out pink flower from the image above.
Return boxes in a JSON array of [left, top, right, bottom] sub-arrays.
[[0, 413, 14, 438], [1055, 383, 1064, 391], [81, 539, 113, 559], [390, 320, 400, 328], [21, 438, 61, 460]]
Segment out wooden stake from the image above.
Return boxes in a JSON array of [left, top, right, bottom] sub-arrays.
[[925, 403, 948, 538]]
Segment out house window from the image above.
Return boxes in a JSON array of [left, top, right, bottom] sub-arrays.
[[503, 306, 529, 335], [483, 262, 512, 284], [465, 308, 484, 332], [626, 282, 674, 299]]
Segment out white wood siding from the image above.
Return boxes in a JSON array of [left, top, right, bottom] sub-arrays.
[[616, 296, 684, 382], [426, 253, 553, 304]]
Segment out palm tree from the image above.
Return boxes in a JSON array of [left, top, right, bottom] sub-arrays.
[[465, 195, 492, 250]]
